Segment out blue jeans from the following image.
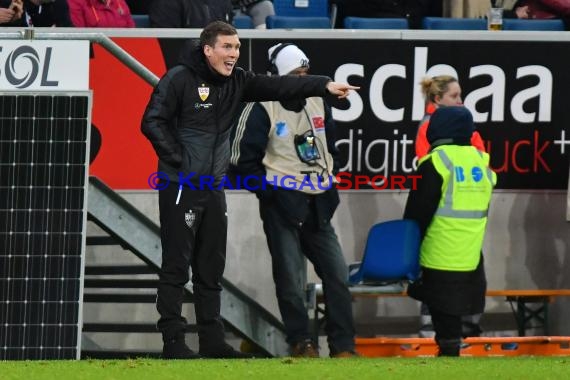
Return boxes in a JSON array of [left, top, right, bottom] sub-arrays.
[[259, 197, 355, 354]]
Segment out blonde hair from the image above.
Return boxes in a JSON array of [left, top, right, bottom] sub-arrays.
[[420, 75, 458, 104]]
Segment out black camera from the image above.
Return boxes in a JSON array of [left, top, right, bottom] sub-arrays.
[[294, 131, 320, 165]]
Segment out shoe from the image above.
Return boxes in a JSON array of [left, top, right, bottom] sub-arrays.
[[162, 339, 201, 359], [200, 343, 255, 359], [331, 350, 360, 358], [290, 339, 319, 358]]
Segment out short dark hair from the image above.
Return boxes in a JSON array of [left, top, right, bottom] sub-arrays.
[[200, 21, 238, 48]]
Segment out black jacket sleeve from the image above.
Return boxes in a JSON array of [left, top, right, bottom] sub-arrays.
[[240, 71, 331, 103], [149, 0, 232, 28], [149, 0, 183, 27], [403, 157, 442, 238], [229, 102, 270, 192], [140, 69, 184, 168]]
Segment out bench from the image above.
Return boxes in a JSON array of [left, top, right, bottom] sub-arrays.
[[356, 336, 570, 357], [306, 283, 570, 339]]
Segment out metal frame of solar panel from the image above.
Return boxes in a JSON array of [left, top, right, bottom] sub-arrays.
[[0, 92, 92, 360]]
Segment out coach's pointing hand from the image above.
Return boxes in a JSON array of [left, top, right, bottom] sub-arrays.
[[326, 82, 360, 99]]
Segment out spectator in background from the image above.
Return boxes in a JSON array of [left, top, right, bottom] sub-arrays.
[[230, 43, 357, 358], [443, 0, 489, 18], [493, 0, 570, 25], [334, 0, 435, 29], [0, 0, 24, 25], [125, 0, 151, 15], [23, 0, 72, 26], [68, 0, 135, 27], [405, 106, 496, 356], [232, 0, 274, 29], [416, 76, 485, 159], [149, 0, 232, 28]]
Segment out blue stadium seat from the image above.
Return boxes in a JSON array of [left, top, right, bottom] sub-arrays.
[[132, 14, 150, 28], [348, 219, 421, 286], [266, 15, 332, 29], [344, 16, 408, 29], [503, 18, 565, 31], [273, 0, 329, 17], [269, 0, 335, 28], [233, 14, 254, 29], [422, 17, 486, 30]]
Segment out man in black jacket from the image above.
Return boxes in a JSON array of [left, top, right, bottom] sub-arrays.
[[141, 21, 357, 359], [229, 43, 357, 358]]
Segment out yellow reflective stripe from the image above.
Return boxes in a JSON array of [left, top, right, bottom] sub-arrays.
[[436, 149, 454, 212], [435, 208, 488, 218]]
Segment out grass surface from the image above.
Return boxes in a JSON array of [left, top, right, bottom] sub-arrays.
[[1, 357, 569, 380]]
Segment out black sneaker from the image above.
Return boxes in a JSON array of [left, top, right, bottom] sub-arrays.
[[162, 339, 201, 359], [200, 343, 255, 359]]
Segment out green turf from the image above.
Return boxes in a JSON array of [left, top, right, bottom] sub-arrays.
[[0, 357, 568, 380]]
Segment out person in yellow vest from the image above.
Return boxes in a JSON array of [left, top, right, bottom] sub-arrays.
[[229, 43, 357, 358], [404, 106, 496, 357]]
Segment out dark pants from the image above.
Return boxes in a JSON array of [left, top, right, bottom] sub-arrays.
[[420, 303, 482, 338], [259, 197, 355, 354], [431, 307, 463, 356], [156, 185, 227, 349]]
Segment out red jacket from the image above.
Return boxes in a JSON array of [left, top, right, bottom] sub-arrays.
[[518, 0, 570, 19], [69, 0, 135, 28], [415, 103, 486, 158]]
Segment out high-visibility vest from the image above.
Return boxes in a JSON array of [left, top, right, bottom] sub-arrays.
[[419, 145, 496, 271]]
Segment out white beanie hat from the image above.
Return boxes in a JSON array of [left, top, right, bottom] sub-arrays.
[[267, 43, 310, 75]]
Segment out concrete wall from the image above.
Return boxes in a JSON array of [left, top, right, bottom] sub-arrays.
[[98, 189, 570, 341]]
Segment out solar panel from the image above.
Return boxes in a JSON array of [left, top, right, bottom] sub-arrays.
[[0, 92, 91, 360]]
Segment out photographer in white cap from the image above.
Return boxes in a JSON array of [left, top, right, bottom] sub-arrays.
[[230, 43, 357, 358]]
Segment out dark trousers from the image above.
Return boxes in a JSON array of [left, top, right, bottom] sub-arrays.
[[156, 185, 227, 349], [430, 308, 462, 357], [259, 197, 355, 354]]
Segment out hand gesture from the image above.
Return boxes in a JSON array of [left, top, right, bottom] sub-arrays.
[[9, 0, 24, 21], [0, 8, 15, 24], [326, 82, 360, 99], [515, 6, 530, 19]]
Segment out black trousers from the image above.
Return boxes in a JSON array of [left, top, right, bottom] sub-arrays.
[[156, 184, 227, 349], [430, 308, 462, 357]]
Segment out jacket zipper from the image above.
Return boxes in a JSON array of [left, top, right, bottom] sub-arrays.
[[210, 88, 221, 176]]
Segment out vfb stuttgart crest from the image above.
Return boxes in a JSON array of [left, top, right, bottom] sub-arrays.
[[185, 209, 196, 228], [198, 85, 209, 101]]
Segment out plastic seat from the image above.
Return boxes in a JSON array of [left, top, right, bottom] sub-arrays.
[[503, 19, 565, 31], [269, 0, 335, 28], [233, 14, 254, 29], [422, 17, 486, 30], [273, 0, 330, 17], [348, 219, 421, 285], [344, 17, 408, 29], [266, 15, 331, 29], [132, 14, 150, 28]]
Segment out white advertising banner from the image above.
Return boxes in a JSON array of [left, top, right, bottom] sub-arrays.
[[0, 40, 89, 91]]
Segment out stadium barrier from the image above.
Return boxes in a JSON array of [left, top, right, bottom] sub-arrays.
[[355, 336, 570, 357]]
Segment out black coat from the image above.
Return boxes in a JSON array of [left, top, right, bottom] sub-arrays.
[[141, 44, 332, 187], [24, 0, 72, 27], [338, 0, 432, 29], [404, 152, 486, 316], [149, 0, 233, 28]]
